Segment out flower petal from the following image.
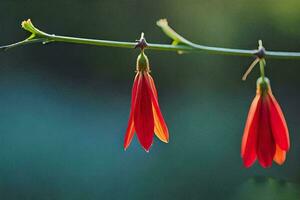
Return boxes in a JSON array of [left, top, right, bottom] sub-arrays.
[[256, 97, 276, 168], [268, 92, 290, 151], [134, 73, 154, 151], [147, 74, 169, 143], [242, 95, 261, 167], [273, 145, 286, 165], [124, 74, 139, 150], [152, 105, 169, 143]]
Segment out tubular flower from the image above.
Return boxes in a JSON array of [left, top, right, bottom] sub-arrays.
[[241, 77, 290, 168], [124, 52, 169, 152]]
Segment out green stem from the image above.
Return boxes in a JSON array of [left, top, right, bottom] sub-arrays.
[[1, 19, 300, 59], [259, 59, 266, 78]]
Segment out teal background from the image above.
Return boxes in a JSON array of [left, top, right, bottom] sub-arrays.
[[1, 0, 300, 199]]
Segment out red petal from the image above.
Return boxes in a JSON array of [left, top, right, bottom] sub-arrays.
[[256, 96, 276, 168], [134, 73, 154, 151], [148, 74, 158, 98], [124, 74, 139, 150], [242, 95, 261, 168], [146, 74, 169, 143], [268, 92, 290, 151]]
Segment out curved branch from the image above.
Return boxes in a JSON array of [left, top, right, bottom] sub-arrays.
[[1, 19, 300, 59]]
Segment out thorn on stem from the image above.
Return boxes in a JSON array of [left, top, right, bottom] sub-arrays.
[[135, 32, 148, 50], [254, 39, 266, 59]]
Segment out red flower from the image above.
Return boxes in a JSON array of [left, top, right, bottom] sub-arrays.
[[124, 52, 169, 151], [241, 77, 290, 168]]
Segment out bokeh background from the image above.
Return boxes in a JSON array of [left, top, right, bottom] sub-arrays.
[[1, 0, 300, 199]]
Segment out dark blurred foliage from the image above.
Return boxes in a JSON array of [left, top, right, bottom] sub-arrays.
[[0, 0, 300, 199]]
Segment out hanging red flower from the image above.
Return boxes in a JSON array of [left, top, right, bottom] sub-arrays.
[[241, 77, 290, 168], [124, 52, 169, 151]]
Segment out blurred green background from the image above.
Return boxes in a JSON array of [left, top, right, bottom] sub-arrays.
[[1, 0, 300, 199]]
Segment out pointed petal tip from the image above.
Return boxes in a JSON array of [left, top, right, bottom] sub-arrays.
[[260, 163, 273, 168], [243, 160, 254, 168], [157, 136, 169, 143], [123, 142, 130, 151], [144, 148, 150, 153], [154, 130, 169, 143], [274, 159, 285, 166], [242, 154, 257, 168], [164, 137, 169, 143], [243, 164, 251, 169], [142, 143, 153, 152], [273, 146, 286, 165]]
